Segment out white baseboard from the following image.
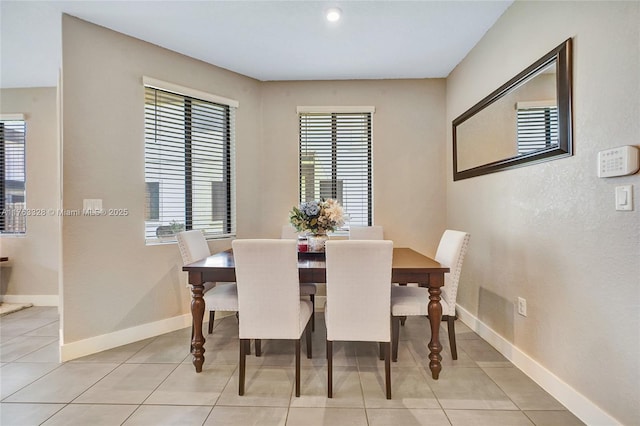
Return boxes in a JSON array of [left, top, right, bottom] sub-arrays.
[[1, 294, 59, 306], [58, 301, 324, 363], [60, 311, 234, 362], [456, 304, 620, 426]]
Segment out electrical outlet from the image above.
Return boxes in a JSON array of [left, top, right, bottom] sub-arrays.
[[517, 297, 527, 317]]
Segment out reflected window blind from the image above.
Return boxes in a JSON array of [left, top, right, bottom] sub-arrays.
[[299, 112, 372, 228], [144, 86, 235, 243], [0, 119, 26, 234], [517, 106, 558, 154]]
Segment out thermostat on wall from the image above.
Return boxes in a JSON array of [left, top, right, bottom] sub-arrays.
[[597, 145, 640, 178]]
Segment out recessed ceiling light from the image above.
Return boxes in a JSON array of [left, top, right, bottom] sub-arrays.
[[326, 7, 342, 22]]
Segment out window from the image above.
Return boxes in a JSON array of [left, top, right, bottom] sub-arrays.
[[298, 108, 373, 229], [517, 102, 558, 155], [145, 182, 159, 221], [1, 116, 26, 234], [144, 78, 237, 243]]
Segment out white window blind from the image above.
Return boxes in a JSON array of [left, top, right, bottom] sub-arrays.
[[144, 84, 236, 244], [298, 111, 372, 229], [517, 105, 558, 155], [0, 117, 26, 234]]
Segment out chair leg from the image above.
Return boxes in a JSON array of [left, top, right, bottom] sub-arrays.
[[235, 312, 250, 355], [208, 311, 215, 334], [310, 294, 315, 331], [239, 338, 248, 395], [306, 321, 312, 359], [379, 342, 384, 360], [384, 341, 391, 400], [255, 339, 262, 357], [327, 340, 333, 398], [391, 316, 400, 362], [447, 316, 458, 360], [396, 282, 408, 327], [295, 339, 301, 397]]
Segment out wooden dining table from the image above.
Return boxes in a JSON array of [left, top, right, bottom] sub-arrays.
[[183, 247, 450, 379]]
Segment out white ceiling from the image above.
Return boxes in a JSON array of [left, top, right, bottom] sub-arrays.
[[0, 0, 513, 88]]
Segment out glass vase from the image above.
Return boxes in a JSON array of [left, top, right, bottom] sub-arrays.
[[307, 233, 329, 252]]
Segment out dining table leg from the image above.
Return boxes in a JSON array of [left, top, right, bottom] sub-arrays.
[[425, 273, 444, 379], [189, 272, 206, 372]]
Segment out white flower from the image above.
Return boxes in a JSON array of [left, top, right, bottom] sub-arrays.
[[289, 198, 345, 233]]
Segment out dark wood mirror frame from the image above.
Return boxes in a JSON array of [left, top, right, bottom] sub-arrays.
[[453, 38, 573, 181]]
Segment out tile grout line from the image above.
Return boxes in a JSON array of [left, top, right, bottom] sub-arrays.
[[0, 308, 582, 425]]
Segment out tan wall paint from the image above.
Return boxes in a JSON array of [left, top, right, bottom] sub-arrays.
[[0, 87, 59, 299], [260, 80, 447, 255], [56, 6, 638, 421], [446, 2, 639, 424], [60, 15, 448, 345], [61, 16, 262, 342]]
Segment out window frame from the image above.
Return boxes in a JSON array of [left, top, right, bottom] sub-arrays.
[[1, 114, 27, 235], [143, 77, 237, 244], [297, 106, 375, 231]]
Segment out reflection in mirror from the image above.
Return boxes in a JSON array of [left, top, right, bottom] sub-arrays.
[[453, 39, 572, 181], [456, 63, 557, 171]]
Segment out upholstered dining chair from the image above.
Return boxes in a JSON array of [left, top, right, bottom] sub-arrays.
[[281, 224, 317, 331], [232, 239, 312, 397], [176, 230, 238, 340], [349, 225, 384, 240], [391, 229, 470, 361], [325, 240, 394, 399]]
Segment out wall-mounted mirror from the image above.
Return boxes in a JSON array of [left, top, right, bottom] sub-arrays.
[[453, 38, 573, 181]]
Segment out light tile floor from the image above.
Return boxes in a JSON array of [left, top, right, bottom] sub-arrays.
[[0, 307, 585, 426]]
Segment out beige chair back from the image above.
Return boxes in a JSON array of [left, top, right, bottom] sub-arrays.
[[232, 239, 303, 340], [435, 230, 470, 316], [176, 230, 210, 265], [325, 240, 393, 342], [349, 226, 384, 240]]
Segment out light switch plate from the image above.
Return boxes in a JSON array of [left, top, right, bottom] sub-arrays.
[[83, 198, 103, 213], [615, 185, 633, 211]]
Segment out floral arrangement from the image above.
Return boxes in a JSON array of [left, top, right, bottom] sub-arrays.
[[289, 199, 345, 234]]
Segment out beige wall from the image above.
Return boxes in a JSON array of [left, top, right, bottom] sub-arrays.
[[60, 16, 448, 346], [61, 15, 262, 342], [446, 1, 639, 424], [260, 80, 447, 254], [51, 5, 640, 422], [0, 87, 59, 301]]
